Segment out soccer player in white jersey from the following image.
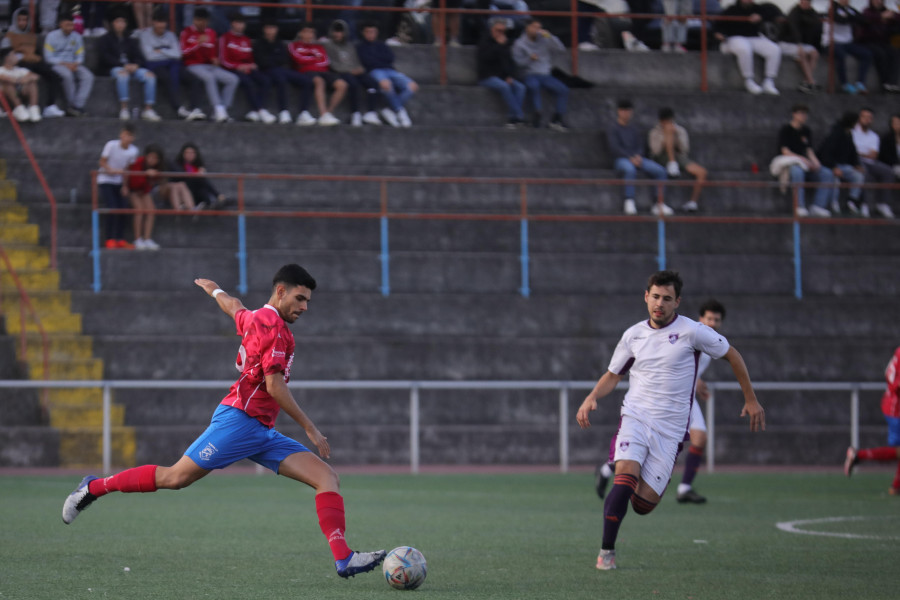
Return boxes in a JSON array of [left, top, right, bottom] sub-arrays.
[[676, 298, 726, 504], [576, 271, 765, 571]]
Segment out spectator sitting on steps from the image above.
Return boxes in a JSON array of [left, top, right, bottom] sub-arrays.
[[98, 12, 161, 122], [180, 7, 239, 123], [0, 7, 66, 117], [140, 9, 206, 121], [43, 12, 95, 117], [172, 142, 227, 211], [288, 22, 347, 126], [477, 18, 526, 128], [817, 111, 865, 216], [714, 0, 782, 95], [322, 19, 383, 127], [647, 107, 707, 213], [511, 18, 569, 131], [0, 47, 42, 122], [852, 107, 896, 218], [220, 13, 277, 124], [770, 103, 833, 217], [877, 113, 900, 179], [356, 22, 418, 128]]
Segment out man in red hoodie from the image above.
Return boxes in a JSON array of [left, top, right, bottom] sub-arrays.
[[288, 22, 347, 126], [220, 13, 276, 124], [180, 7, 239, 122]]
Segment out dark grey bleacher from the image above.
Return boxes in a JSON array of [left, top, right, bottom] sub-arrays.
[[2, 47, 899, 467]]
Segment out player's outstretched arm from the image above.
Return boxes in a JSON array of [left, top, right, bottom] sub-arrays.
[[722, 346, 766, 432], [194, 278, 246, 319], [576, 371, 622, 429], [265, 372, 331, 459]]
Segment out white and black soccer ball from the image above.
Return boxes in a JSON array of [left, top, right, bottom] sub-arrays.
[[382, 546, 427, 590]]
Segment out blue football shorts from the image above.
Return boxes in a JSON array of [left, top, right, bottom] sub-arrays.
[[185, 404, 310, 473], [886, 416, 900, 447]]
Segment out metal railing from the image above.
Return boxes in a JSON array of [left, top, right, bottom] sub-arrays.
[[0, 379, 884, 475], [90, 170, 900, 300]]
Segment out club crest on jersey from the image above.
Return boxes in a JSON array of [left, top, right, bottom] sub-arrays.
[[198, 442, 218, 461], [668, 333, 680, 344], [619, 440, 630, 451]]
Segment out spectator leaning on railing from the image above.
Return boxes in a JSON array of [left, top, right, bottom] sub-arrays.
[[714, 0, 782, 95], [1, 7, 66, 117], [511, 18, 569, 131], [852, 107, 896, 218], [98, 12, 161, 122], [43, 12, 95, 117], [97, 123, 140, 250]]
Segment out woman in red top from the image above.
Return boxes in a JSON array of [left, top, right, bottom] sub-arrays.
[[127, 144, 165, 251]]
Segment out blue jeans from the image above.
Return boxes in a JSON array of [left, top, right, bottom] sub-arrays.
[[234, 69, 272, 111], [522, 73, 568, 116], [479, 76, 525, 120], [145, 59, 203, 110], [789, 164, 834, 208], [263, 67, 314, 112], [110, 66, 156, 105], [832, 164, 865, 204], [370, 68, 415, 112], [614, 157, 667, 199]]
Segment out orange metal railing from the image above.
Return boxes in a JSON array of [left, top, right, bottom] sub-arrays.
[[0, 93, 59, 270], [0, 242, 51, 386]]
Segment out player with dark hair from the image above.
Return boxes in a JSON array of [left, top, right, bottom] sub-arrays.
[[676, 298, 727, 504], [61, 264, 386, 579], [577, 271, 764, 570], [844, 345, 900, 495]]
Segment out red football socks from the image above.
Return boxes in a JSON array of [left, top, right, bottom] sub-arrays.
[[315, 491, 352, 561], [88, 465, 159, 497], [857, 447, 900, 462]]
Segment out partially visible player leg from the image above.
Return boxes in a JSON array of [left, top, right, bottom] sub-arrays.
[[595, 433, 617, 499], [278, 452, 386, 578], [678, 400, 708, 503]]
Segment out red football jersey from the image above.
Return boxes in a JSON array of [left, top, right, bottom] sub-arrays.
[[220, 305, 295, 428], [181, 26, 218, 66], [882, 346, 900, 418]]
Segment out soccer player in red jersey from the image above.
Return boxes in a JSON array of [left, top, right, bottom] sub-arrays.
[[845, 346, 900, 495], [61, 264, 386, 578]]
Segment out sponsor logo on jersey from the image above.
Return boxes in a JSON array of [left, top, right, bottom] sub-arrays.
[[271, 349, 286, 358], [668, 333, 680, 344], [198, 442, 218, 461]]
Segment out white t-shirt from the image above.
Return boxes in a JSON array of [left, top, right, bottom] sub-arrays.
[[608, 314, 729, 440], [0, 65, 31, 82], [851, 125, 880, 164], [697, 352, 712, 380], [97, 140, 139, 185]]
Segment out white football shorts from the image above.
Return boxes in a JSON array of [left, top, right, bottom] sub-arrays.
[[613, 415, 681, 497]]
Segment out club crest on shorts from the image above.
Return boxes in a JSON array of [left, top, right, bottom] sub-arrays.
[[668, 333, 680, 344], [198, 442, 218, 461]]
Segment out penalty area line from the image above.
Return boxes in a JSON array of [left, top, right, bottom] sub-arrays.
[[776, 516, 900, 540]]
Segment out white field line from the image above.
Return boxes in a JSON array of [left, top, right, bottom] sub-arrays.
[[776, 516, 900, 540]]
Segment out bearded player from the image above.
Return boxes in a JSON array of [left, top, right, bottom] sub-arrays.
[[576, 270, 765, 570], [61, 264, 386, 579]]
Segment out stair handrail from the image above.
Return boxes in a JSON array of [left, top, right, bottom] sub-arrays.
[[0, 242, 51, 385], [0, 93, 59, 270]]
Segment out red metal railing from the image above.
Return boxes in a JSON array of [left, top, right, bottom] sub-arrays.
[[0, 93, 59, 269], [0, 242, 51, 386]]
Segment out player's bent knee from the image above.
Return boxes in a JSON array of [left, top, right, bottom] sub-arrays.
[[630, 494, 658, 515]]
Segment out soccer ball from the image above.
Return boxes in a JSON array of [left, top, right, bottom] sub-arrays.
[[382, 546, 427, 590]]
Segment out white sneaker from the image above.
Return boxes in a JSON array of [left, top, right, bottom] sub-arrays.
[[860, 203, 870, 218], [397, 108, 412, 128], [134, 238, 148, 250], [745, 79, 763, 95], [245, 110, 261, 122], [42, 104, 65, 118], [682, 200, 699, 212], [666, 161, 681, 177], [119, 108, 130, 121], [258, 109, 277, 124], [186, 108, 207, 121], [380, 108, 400, 128], [831, 200, 842, 215], [296, 110, 316, 126], [142, 238, 160, 250], [318, 112, 340, 126], [92, 27, 108, 37], [846, 200, 860, 215], [214, 107, 230, 123], [876, 203, 895, 218], [650, 203, 675, 217], [762, 79, 780, 95], [177, 106, 192, 119], [623, 199, 637, 215], [578, 41, 600, 51], [809, 205, 831, 217], [596, 549, 616, 571], [12, 105, 30, 122], [362, 111, 381, 126], [62, 475, 99, 524], [351, 112, 363, 127], [662, 43, 673, 53], [795, 206, 809, 217], [28, 105, 42, 122], [386, 37, 403, 46], [278, 110, 292, 124], [141, 108, 161, 122]]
